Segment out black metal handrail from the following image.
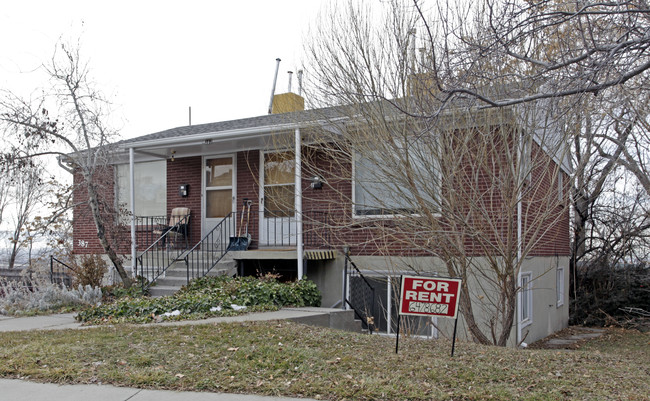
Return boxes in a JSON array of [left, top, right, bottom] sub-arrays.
[[49, 255, 74, 287], [135, 208, 334, 290], [344, 252, 377, 333], [182, 212, 236, 283], [137, 214, 190, 290]]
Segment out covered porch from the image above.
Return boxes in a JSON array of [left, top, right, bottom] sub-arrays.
[[116, 119, 338, 286]]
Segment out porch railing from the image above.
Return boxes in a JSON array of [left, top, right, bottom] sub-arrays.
[[132, 215, 167, 251], [344, 252, 377, 333], [182, 212, 238, 282], [49, 255, 74, 288], [133, 208, 334, 289], [255, 208, 333, 248], [136, 214, 190, 290]]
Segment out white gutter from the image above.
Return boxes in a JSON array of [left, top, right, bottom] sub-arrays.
[[129, 148, 137, 278], [295, 127, 303, 280]]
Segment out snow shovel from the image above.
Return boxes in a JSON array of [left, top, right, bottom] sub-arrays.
[[228, 199, 252, 250]]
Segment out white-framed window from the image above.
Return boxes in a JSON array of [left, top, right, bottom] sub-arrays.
[[352, 144, 436, 217], [556, 267, 565, 307], [262, 151, 295, 218], [519, 272, 533, 326], [116, 160, 166, 218]]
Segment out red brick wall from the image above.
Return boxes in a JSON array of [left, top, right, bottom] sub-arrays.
[[166, 156, 202, 245], [524, 144, 570, 256], [73, 157, 202, 255], [72, 166, 127, 254], [236, 150, 261, 248], [72, 139, 569, 259]]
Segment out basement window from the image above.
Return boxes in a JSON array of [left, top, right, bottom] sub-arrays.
[[556, 267, 565, 307], [519, 272, 533, 326]]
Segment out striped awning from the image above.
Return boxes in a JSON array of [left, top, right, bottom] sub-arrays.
[[304, 250, 337, 260]]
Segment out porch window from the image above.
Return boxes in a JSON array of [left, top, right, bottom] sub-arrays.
[[263, 151, 295, 218], [116, 160, 166, 218]]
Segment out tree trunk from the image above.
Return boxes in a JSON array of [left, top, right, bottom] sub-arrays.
[[86, 180, 133, 288], [496, 276, 517, 346], [8, 236, 18, 269]]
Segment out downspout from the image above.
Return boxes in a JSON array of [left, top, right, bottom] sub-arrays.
[[295, 127, 304, 279], [129, 148, 137, 278], [516, 131, 524, 345]]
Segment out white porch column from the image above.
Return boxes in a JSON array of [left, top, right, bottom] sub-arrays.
[[295, 127, 304, 280], [129, 147, 137, 278]]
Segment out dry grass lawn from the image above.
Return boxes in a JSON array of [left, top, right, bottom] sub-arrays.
[[0, 321, 647, 400]]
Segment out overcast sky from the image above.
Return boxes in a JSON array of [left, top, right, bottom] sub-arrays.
[[0, 0, 327, 140]]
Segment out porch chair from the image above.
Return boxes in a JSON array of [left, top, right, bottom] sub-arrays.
[[153, 207, 191, 248]]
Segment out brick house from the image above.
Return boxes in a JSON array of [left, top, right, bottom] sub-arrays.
[[72, 91, 571, 346]]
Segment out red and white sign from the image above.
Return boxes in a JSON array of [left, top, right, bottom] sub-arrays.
[[399, 275, 462, 319]]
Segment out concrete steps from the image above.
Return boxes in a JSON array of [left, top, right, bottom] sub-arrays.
[[288, 308, 364, 333], [148, 257, 237, 298]]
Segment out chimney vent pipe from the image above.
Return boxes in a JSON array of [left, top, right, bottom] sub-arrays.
[[288, 71, 294, 93], [268, 58, 281, 114]]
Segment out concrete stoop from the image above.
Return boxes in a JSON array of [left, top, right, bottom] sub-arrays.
[[149, 258, 237, 298], [537, 327, 607, 349], [287, 307, 364, 333]]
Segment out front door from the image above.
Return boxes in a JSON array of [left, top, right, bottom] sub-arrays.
[[203, 156, 235, 241]]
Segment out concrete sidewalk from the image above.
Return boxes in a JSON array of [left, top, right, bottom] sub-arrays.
[[0, 313, 80, 332], [0, 379, 316, 401], [0, 307, 354, 332]]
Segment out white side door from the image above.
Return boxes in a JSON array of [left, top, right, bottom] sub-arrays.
[[202, 155, 236, 244]]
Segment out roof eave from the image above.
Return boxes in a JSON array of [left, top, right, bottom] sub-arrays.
[[120, 121, 302, 151]]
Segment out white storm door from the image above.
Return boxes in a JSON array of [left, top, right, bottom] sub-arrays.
[[203, 156, 235, 242], [260, 151, 297, 246]]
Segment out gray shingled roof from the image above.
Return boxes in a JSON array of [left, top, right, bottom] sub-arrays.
[[119, 106, 345, 146]]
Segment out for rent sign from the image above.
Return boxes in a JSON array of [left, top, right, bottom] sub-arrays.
[[399, 275, 462, 319]]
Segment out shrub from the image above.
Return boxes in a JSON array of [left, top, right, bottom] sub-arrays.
[[572, 262, 650, 329], [69, 254, 108, 287], [77, 276, 321, 324], [0, 277, 102, 316]]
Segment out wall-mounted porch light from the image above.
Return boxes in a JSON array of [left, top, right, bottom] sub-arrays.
[[170, 150, 176, 162], [309, 175, 324, 190]]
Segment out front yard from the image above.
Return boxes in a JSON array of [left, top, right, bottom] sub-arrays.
[[0, 321, 647, 400]]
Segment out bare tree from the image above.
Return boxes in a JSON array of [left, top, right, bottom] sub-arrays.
[[409, 0, 650, 109], [298, 1, 571, 346], [299, 1, 650, 343], [2, 162, 50, 269], [0, 41, 132, 287]]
